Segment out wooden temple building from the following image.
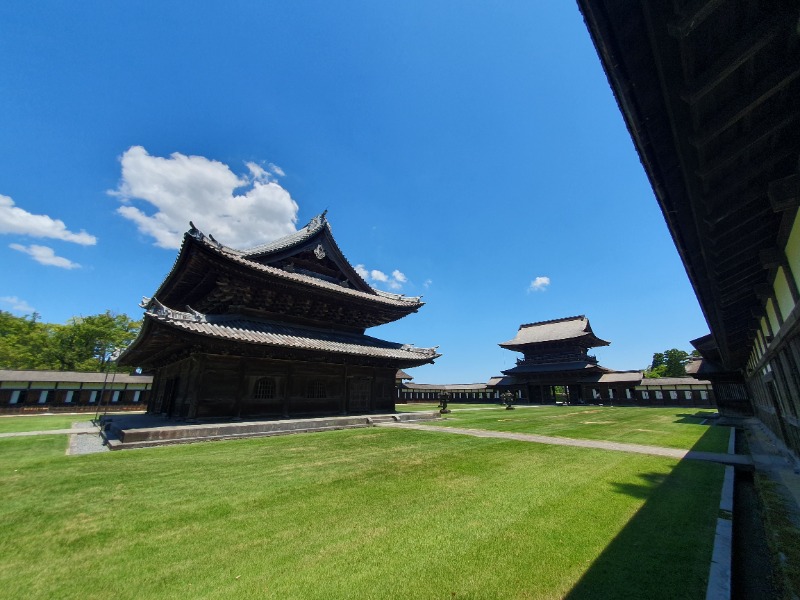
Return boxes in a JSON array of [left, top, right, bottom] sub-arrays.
[[577, 1, 800, 456], [493, 316, 642, 404], [118, 212, 439, 419]]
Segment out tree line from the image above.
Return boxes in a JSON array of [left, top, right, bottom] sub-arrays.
[[644, 348, 699, 378], [0, 311, 140, 373]]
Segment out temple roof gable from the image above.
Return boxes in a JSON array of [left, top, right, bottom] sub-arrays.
[[149, 215, 423, 323], [238, 212, 375, 295], [498, 315, 610, 349]]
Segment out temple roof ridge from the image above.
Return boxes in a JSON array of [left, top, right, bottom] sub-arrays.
[[518, 315, 586, 329], [239, 211, 328, 257], [170, 215, 423, 309], [374, 288, 422, 303]]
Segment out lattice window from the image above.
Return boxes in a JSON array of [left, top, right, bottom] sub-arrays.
[[307, 380, 327, 399], [253, 378, 276, 400]]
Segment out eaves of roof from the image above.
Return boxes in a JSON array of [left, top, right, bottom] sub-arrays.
[[127, 310, 439, 365]]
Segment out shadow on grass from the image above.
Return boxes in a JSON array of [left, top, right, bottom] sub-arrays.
[[564, 428, 724, 600], [673, 411, 718, 424]]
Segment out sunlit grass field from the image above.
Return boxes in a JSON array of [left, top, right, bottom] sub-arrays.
[[0, 411, 137, 434], [406, 405, 729, 453], [0, 414, 726, 600], [0, 413, 94, 433]]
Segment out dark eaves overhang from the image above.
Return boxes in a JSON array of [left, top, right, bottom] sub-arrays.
[[575, 1, 800, 372]]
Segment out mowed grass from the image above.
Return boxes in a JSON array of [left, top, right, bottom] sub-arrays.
[[395, 402, 497, 412], [0, 414, 93, 433], [0, 426, 723, 599], [0, 411, 141, 434], [434, 406, 730, 452]]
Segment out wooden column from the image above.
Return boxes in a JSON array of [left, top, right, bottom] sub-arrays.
[[341, 364, 348, 415], [233, 360, 247, 419], [186, 355, 204, 421]]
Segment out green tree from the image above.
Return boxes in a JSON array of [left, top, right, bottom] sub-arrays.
[[0, 311, 53, 369], [0, 310, 140, 372], [645, 348, 690, 378]]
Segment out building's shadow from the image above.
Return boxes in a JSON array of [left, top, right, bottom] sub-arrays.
[[564, 428, 727, 600]]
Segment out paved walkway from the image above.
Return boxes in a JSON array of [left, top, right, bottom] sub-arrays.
[[0, 428, 93, 438], [0, 421, 109, 455], [377, 422, 754, 466], [3, 417, 755, 466]]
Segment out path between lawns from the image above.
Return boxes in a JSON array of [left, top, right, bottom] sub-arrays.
[[1, 421, 752, 466], [378, 422, 752, 467]]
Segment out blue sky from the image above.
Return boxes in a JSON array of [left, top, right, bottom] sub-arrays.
[[0, 2, 708, 383]]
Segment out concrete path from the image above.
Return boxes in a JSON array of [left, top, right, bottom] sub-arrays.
[[377, 422, 753, 467], [0, 428, 92, 438], [0, 421, 109, 455]]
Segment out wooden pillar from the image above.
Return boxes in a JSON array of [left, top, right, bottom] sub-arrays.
[[341, 364, 349, 415], [186, 355, 204, 421], [232, 360, 247, 419], [283, 366, 292, 418]]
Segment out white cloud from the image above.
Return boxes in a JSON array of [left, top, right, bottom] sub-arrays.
[[245, 162, 270, 182], [423, 279, 432, 289], [388, 270, 407, 290], [355, 263, 415, 292], [10, 243, 81, 269], [268, 163, 285, 177], [110, 146, 299, 249], [0, 194, 96, 245], [528, 276, 551, 292], [370, 269, 388, 282], [354, 264, 369, 279], [0, 296, 35, 314]]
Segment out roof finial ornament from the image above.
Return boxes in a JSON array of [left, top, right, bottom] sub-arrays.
[[188, 221, 204, 241], [306, 210, 329, 231], [185, 306, 207, 323]]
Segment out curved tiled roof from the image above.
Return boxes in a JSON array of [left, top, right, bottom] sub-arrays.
[[240, 211, 328, 257], [139, 307, 439, 363], [152, 221, 423, 310], [499, 316, 610, 348]]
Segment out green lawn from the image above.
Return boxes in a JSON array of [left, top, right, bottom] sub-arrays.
[[433, 406, 729, 452], [0, 414, 94, 433], [0, 426, 724, 599], [0, 411, 141, 434], [395, 402, 498, 412]]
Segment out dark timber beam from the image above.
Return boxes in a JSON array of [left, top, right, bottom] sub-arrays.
[[760, 247, 784, 270], [769, 174, 800, 212], [707, 207, 771, 238], [690, 64, 800, 148], [682, 13, 787, 105], [703, 188, 764, 226], [708, 147, 797, 210], [697, 114, 800, 181], [667, 0, 724, 38]]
